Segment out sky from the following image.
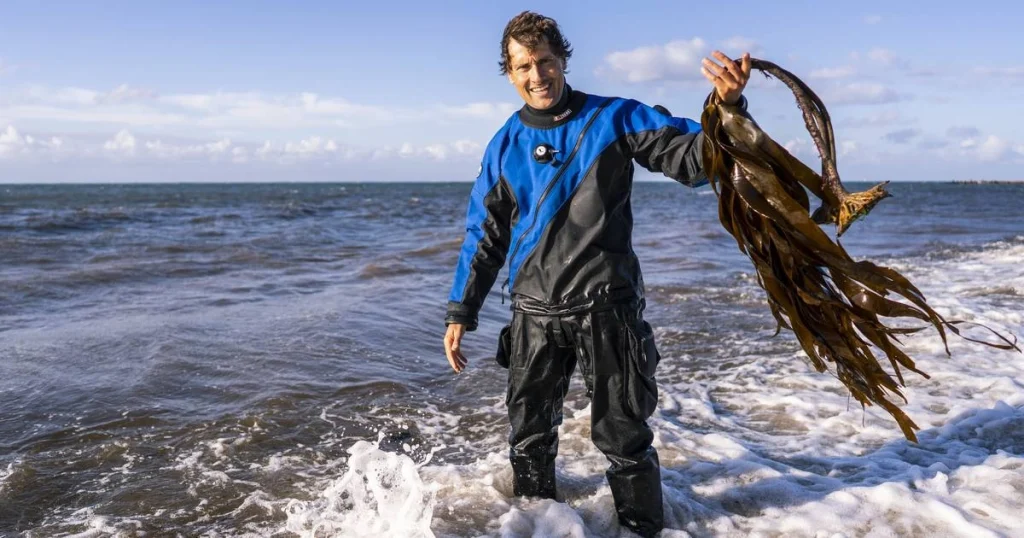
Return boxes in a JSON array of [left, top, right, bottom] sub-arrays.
[[1, 0, 1022, 183]]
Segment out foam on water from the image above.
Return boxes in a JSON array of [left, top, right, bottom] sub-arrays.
[[283, 439, 436, 537], [358, 237, 1021, 537], [0, 461, 15, 494]]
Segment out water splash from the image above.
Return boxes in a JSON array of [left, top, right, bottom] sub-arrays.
[[284, 439, 436, 538]]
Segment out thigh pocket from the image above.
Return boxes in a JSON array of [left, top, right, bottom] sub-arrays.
[[622, 320, 660, 420], [495, 323, 512, 369]]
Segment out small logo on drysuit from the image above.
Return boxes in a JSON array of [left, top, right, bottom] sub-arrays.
[[553, 108, 572, 122]]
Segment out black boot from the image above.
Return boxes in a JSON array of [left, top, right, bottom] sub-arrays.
[[608, 449, 664, 537], [510, 452, 557, 499]]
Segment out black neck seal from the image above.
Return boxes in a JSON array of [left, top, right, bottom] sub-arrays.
[[518, 85, 587, 129]]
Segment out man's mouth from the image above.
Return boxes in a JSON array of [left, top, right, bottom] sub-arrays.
[[530, 84, 552, 95]]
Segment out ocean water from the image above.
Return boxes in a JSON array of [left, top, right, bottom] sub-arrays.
[[1, 181, 1022, 537]]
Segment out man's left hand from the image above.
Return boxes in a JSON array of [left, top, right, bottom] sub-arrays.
[[701, 51, 751, 105]]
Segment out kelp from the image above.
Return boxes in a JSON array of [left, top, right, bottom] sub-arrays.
[[700, 58, 1020, 442]]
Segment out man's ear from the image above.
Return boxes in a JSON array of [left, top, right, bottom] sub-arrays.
[[507, 72, 514, 84]]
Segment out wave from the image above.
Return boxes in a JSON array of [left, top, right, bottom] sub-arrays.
[[359, 262, 418, 279], [404, 238, 464, 259], [15, 209, 141, 233]]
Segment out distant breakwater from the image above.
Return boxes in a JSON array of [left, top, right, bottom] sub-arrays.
[[952, 180, 1023, 184]]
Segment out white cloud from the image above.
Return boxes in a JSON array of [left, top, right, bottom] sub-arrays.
[[4, 104, 187, 127], [103, 129, 137, 155], [0, 125, 26, 156], [841, 111, 911, 128], [0, 124, 487, 167], [50, 87, 101, 105], [809, 66, 856, 79], [2, 85, 516, 135], [284, 136, 338, 156], [395, 139, 481, 161], [440, 102, 519, 121], [144, 137, 232, 160], [867, 48, 899, 66], [597, 36, 763, 84], [864, 15, 883, 24], [848, 48, 944, 78], [597, 38, 708, 83], [96, 84, 157, 104], [977, 135, 1013, 161], [954, 134, 1024, 162], [453, 139, 481, 154], [160, 93, 217, 110], [0, 125, 63, 158], [783, 137, 811, 157], [826, 82, 904, 105], [231, 146, 248, 164], [210, 136, 344, 164], [839, 140, 858, 158], [720, 36, 761, 56]]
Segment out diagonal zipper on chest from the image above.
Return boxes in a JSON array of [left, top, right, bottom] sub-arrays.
[[502, 98, 614, 294]]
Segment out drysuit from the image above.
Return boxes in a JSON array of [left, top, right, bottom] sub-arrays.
[[446, 85, 742, 537]]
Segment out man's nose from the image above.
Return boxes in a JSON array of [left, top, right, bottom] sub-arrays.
[[528, 63, 543, 81]]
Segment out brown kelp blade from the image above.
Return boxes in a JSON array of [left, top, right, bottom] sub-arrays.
[[699, 60, 1020, 442]]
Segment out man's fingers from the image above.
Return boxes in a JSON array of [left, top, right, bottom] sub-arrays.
[[700, 66, 718, 84], [701, 58, 724, 78], [711, 51, 735, 74], [713, 50, 742, 81], [451, 343, 467, 372], [444, 340, 465, 373], [703, 57, 739, 88], [447, 351, 466, 373], [444, 327, 468, 373], [741, 52, 752, 77]]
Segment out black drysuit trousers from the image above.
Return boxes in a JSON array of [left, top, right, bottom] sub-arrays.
[[496, 301, 664, 537]]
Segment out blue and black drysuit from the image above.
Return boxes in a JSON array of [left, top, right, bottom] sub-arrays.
[[446, 86, 743, 537]]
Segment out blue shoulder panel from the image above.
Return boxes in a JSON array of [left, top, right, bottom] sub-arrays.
[[619, 98, 701, 139]]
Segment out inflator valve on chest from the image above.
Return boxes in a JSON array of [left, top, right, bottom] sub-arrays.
[[533, 144, 559, 165]]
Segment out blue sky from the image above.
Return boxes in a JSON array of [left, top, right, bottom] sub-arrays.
[[1, 0, 1021, 182]]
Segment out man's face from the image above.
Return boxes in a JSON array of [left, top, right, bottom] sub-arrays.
[[506, 37, 566, 110]]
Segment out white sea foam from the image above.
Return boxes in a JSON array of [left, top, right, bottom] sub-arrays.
[[349, 237, 1021, 537], [0, 461, 15, 494], [283, 439, 436, 537], [56, 508, 143, 538]]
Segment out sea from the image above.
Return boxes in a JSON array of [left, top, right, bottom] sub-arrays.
[[1, 181, 1022, 537]]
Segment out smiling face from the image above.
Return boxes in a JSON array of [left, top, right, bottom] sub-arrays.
[[506, 37, 566, 110]]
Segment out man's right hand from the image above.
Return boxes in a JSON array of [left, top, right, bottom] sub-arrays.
[[444, 323, 468, 373]]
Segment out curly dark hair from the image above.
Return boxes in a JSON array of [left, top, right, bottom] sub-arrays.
[[499, 11, 573, 75]]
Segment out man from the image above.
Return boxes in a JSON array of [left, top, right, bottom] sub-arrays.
[[443, 11, 751, 537]]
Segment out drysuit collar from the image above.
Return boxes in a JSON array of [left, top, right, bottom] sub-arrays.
[[518, 84, 586, 129]]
